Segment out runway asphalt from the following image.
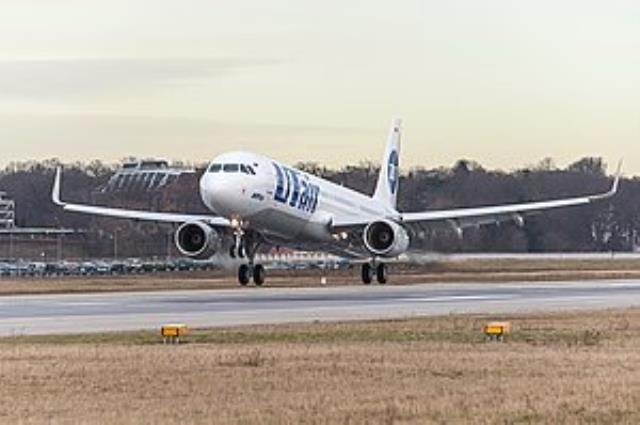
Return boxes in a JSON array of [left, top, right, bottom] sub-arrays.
[[1, 279, 640, 336]]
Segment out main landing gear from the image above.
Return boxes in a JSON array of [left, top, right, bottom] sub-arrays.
[[361, 262, 388, 285], [237, 263, 265, 286], [232, 231, 266, 287]]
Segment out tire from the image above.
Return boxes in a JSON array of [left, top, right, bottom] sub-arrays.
[[361, 263, 373, 285], [253, 264, 265, 286], [376, 263, 387, 284], [238, 264, 251, 286]]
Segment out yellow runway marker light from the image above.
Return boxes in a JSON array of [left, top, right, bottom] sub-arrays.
[[484, 321, 511, 342], [161, 324, 189, 344]]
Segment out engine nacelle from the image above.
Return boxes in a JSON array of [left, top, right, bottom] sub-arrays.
[[175, 222, 221, 260], [363, 220, 410, 257]]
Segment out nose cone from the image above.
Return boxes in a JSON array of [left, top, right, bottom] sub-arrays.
[[199, 172, 254, 218], [200, 173, 223, 214]]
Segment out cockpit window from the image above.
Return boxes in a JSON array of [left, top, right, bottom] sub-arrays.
[[240, 164, 256, 175], [208, 163, 222, 173], [212, 163, 256, 174], [223, 164, 240, 173]]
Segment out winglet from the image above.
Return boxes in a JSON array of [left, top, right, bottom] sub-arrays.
[[52, 167, 64, 206], [613, 159, 623, 191], [590, 159, 623, 201]]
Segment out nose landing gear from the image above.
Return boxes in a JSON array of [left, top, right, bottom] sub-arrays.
[[361, 262, 388, 285], [230, 242, 246, 259], [230, 229, 246, 259], [232, 231, 265, 286]]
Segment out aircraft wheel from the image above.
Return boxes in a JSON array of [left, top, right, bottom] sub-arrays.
[[238, 264, 251, 286], [361, 263, 373, 285], [253, 264, 265, 286], [376, 263, 388, 284]]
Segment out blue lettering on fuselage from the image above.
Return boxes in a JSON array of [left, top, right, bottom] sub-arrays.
[[273, 163, 288, 203], [272, 162, 319, 214], [287, 168, 301, 208]]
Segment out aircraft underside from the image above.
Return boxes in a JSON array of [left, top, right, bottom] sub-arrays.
[[221, 224, 390, 286]]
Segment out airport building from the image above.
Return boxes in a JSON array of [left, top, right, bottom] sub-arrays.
[[0, 192, 83, 261], [0, 192, 15, 229], [100, 159, 195, 193]]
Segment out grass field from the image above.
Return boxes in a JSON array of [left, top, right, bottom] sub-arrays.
[[1, 308, 639, 424], [3, 257, 640, 295]]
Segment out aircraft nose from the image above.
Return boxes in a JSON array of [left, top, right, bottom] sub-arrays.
[[200, 172, 250, 217], [200, 173, 226, 214]]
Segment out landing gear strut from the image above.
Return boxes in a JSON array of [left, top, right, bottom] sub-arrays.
[[229, 232, 246, 259], [361, 261, 388, 285], [232, 231, 265, 287]]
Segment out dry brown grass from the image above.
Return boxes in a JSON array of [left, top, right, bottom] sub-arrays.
[[3, 258, 640, 296], [1, 308, 640, 424]]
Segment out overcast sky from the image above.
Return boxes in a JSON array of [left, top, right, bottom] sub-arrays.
[[0, 0, 638, 174]]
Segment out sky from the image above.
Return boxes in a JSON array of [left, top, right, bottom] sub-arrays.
[[0, 0, 639, 174]]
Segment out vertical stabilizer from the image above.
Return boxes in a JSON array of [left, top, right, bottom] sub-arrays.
[[373, 118, 402, 211]]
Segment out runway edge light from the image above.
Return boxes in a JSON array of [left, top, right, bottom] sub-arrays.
[[161, 324, 189, 344], [484, 321, 511, 342]]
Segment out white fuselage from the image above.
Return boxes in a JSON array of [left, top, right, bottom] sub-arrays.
[[199, 151, 392, 246]]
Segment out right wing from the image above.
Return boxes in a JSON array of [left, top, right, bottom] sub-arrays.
[[52, 167, 230, 227]]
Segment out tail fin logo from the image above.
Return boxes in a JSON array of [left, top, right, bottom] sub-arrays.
[[388, 150, 399, 195]]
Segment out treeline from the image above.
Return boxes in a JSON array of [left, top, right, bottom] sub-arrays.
[[0, 157, 638, 258]]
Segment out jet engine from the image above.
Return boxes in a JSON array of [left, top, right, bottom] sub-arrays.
[[363, 219, 410, 257], [175, 222, 221, 259]]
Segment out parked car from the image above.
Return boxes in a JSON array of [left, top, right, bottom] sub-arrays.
[[125, 259, 144, 274], [79, 262, 98, 276], [0, 262, 15, 277], [26, 262, 47, 276], [110, 262, 127, 275]]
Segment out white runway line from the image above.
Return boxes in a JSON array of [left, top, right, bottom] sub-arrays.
[[399, 294, 516, 303]]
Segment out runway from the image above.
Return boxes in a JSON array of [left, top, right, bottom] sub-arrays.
[[1, 279, 640, 336]]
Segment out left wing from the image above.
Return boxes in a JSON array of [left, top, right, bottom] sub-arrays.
[[52, 167, 230, 227]]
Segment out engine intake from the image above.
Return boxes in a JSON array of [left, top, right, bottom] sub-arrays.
[[175, 222, 220, 259], [363, 220, 410, 257]]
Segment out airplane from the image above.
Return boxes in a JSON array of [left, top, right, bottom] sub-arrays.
[[51, 119, 621, 286]]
